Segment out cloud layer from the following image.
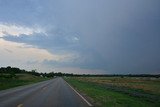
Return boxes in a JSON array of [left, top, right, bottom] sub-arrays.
[[0, 0, 160, 74], [0, 23, 45, 37]]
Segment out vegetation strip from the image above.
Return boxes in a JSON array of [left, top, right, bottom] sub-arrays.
[[0, 67, 50, 90], [65, 77, 160, 107]]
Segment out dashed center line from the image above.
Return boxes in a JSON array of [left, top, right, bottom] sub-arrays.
[[17, 104, 23, 107], [43, 87, 47, 90]]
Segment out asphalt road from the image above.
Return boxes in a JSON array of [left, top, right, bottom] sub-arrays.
[[0, 77, 91, 107]]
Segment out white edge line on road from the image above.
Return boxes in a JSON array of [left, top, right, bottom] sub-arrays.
[[64, 80, 93, 107]]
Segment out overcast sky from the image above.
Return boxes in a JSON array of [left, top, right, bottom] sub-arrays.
[[0, 0, 160, 74]]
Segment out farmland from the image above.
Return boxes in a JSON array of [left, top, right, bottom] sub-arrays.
[[0, 66, 62, 90], [0, 73, 49, 90], [65, 77, 160, 107]]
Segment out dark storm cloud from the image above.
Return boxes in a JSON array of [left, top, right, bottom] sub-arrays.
[[1, 0, 160, 73]]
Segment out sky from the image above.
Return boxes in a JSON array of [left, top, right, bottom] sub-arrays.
[[0, 0, 160, 74]]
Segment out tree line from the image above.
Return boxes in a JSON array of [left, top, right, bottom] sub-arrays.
[[0, 66, 159, 78], [0, 66, 63, 78]]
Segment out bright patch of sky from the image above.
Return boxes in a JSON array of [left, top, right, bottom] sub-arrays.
[[0, 39, 79, 72], [0, 23, 45, 37]]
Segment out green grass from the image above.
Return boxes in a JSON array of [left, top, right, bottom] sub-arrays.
[[0, 73, 49, 90], [75, 77, 160, 95], [65, 77, 160, 107]]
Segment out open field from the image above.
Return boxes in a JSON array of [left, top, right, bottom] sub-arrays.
[[65, 77, 160, 107], [0, 73, 49, 90]]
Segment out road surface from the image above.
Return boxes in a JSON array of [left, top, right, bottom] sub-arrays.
[[0, 77, 91, 107]]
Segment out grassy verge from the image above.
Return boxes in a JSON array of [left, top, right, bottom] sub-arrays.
[[0, 73, 50, 90], [65, 77, 160, 107]]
